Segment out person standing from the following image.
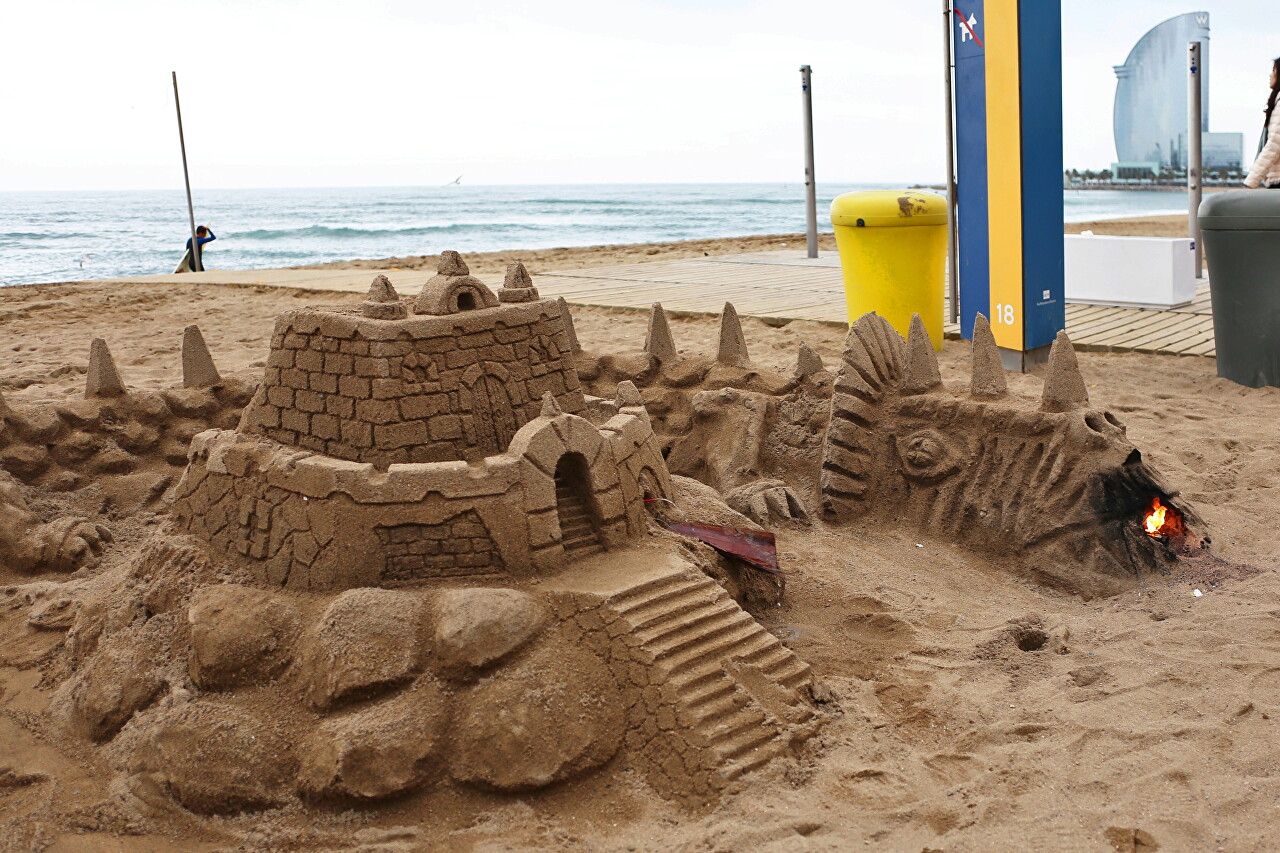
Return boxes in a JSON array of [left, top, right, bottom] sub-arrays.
[[1244, 58, 1280, 189], [174, 225, 216, 273]]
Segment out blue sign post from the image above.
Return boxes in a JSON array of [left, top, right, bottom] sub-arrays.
[[952, 0, 1065, 370]]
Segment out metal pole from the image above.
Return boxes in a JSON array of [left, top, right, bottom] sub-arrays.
[[172, 71, 201, 272], [801, 65, 818, 259], [1188, 42, 1203, 276], [943, 0, 959, 323]]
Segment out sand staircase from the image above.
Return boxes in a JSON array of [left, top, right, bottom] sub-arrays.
[[556, 475, 604, 557], [604, 568, 814, 781]]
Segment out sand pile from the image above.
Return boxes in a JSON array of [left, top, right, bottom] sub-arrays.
[[0, 255, 1277, 851]]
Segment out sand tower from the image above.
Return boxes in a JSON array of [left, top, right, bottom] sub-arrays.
[[171, 255, 673, 590]]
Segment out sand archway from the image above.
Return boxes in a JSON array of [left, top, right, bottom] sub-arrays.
[[554, 452, 604, 557]]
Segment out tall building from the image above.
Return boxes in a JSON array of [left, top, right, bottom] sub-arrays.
[[1112, 11, 1243, 176]]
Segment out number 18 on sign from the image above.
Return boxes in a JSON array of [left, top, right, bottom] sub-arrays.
[[951, 0, 1065, 370]]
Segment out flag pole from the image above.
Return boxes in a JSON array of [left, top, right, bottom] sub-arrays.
[[943, 0, 960, 324], [172, 71, 201, 272]]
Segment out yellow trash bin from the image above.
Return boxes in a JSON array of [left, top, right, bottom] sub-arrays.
[[830, 190, 948, 350]]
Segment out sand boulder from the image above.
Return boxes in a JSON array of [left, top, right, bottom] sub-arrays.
[[449, 641, 624, 791], [299, 588, 426, 709], [298, 677, 449, 800], [188, 584, 300, 690], [434, 588, 548, 676], [129, 702, 295, 814], [53, 636, 166, 742]]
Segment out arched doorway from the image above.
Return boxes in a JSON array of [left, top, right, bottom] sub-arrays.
[[464, 367, 520, 456], [555, 453, 604, 557]]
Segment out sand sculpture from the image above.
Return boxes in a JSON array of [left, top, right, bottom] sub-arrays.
[[0, 470, 109, 573], [28, 253, 822, 823], [819, 311, 1205, 596], [1, 259, 1219, 838]]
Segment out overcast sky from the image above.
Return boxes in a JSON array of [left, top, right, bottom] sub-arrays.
[[0, 0, 1273, 191]]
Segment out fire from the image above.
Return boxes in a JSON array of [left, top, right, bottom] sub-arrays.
[[1142, 496, 1184, 538]]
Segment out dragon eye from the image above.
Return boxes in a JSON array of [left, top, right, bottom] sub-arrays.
[[895, 429, 961, 482]]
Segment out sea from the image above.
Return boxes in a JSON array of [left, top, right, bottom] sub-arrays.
[[0, 183, 1191, 288]]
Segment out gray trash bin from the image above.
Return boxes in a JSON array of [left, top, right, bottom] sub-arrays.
[[1199, 190, 1280, 388]]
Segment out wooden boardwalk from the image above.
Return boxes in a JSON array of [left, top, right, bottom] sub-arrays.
[[98, 249, 1217, 358], [524, 251, 1217, 358]]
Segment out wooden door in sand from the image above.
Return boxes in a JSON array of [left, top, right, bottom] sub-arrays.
[[465, 368, 520, 456], [554, 453, 604, 557]]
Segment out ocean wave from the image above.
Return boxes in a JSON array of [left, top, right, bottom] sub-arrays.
[[235, 223, 548, 241], [0, 231, 96, 241]]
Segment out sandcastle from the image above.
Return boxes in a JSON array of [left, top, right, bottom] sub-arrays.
[[17, 254, 821, 818], [170, 254, 674, 588]]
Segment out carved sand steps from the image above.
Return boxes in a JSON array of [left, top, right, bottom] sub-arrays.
[[555, 475, 604, 557], [603, 567, 813, 782]]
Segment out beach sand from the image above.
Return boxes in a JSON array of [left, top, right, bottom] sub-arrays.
[[3, 218, 1279, 852]]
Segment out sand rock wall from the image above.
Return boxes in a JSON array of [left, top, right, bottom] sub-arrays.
[[239, 299, 585, 466], [171, 402, 672, 590], [0, 382, 253, 490]]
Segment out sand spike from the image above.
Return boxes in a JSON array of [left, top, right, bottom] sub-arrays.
[[716, 302, 751, 368], [503, 261, 534, 289], [556, 297, 582, 353], [498, 261, 540, 303], [900, 314, 942, 394], [644, 303, 677, 361], [85, 338, 126, 398], [362, 274, 408, 319], [616, 380, 643, 408], [181, 325, 222, 389], [1040, 330, 1090, 412], [969, 314, 1008, 398], [793, 341, 825, 380], [436, 250, 469, 276], [540, 391, 562, 418], [365, 274, 400, 303]]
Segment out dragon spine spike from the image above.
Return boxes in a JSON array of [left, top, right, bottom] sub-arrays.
[[557, 297, 582, 354], [849, 312, 903, 388], [615, 380, 643, 408], [84, 338, 127, 399], [1040, 330, 1090, 412], [969, 313, 1008, 398], [716, 302, 751, 368], [644, 303, 677, 361], [794, 341, 825, 379], [901, 313, 942, 394], [182, 325, 222, 389], [540, 391, 562, 418]]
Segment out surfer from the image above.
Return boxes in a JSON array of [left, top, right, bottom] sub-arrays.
[[174, 225, 216, 273]]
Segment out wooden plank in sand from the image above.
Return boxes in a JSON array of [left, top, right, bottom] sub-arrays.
[[1100, 310, 1212, 350], [1135, 315, 1216, 354]]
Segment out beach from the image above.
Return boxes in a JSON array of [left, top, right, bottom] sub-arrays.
[[3, 215, 1278, 852]]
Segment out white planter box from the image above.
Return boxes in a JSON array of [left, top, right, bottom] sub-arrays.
[[1064, 234, 1197, 309]]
